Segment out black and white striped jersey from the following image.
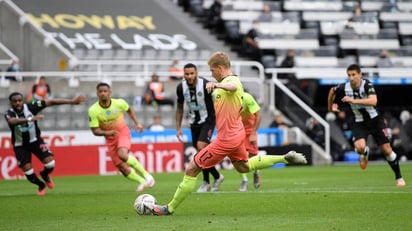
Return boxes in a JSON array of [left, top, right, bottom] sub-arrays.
[[5, 100, 46, 147], [334, 79, 378, 123], [176, 77, 215, 126]]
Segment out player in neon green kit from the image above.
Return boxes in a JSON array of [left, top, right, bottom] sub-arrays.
[[88, 82, 155, 192], [239, 91, 262, 191], [151, 51, 307, 215]]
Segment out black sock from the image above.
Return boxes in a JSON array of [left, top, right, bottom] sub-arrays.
[[40, 167, 54, 182], [26, 173, 45, 189], [209, 167, 220, 180], [41, 167, 54, 176], [387, 159, 402, 179], [42, 167, 54, 175], [202, 169, 210, 183]]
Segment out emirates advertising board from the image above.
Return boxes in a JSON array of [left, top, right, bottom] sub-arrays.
[[0, 126, 284, 179], [0, 130, 236, 180], [0, 131, 185, 180]]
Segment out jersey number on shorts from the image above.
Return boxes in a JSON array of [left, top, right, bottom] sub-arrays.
[[39, 143, 50, 152], [198, 150, 213, 163]]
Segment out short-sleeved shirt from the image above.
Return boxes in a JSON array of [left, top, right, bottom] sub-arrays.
[[88, 98, 129, 132], [334, 79, 378, 123], [5, 100, 46, 147], [88, 99, 132, 166], [193, 76, 248, 169], [241, 92, 260, 134], [176, 77, 215, 126], [212, 75, 245, 142]]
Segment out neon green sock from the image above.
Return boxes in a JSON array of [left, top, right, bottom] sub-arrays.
[[240, 173, 248, 181], [168, 175, 197, 213], [248, 155, 286, 171], [126, 155, 149, 177], [126, 168, 146, 183]]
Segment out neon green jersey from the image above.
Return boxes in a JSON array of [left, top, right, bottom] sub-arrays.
[[241, 92, 260, 133], [88, 98, 129, 131]]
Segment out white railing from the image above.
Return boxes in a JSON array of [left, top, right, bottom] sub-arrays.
[[73, 59, 265, 78], [0, 41, 18, 61], [0, 59, 267, 102], [270, 76, 332, 164], [0, 0, 78, 70]]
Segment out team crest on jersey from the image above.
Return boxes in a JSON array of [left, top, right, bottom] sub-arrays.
[[105, 110, 111, 115], [197, 92, 203, 97], [18, 123, 34, 132]]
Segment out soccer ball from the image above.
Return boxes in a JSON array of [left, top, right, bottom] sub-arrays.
[[134, 194, 157, 215]]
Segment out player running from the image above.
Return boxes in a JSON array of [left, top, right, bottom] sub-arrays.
[[88, 82, 155, 192]]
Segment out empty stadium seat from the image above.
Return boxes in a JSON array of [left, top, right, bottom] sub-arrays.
[[261, 55, 277, 68], [56, 115, 71, 129], [189, 0, 204, 17], [73, 48, 86, 59], [71, 116, 88, 129], [56, 104, 72, 114], [313, 46, 338, 56], [114, 49, 129, 59], [185, 50, 199, 60], [129, 50, 143, 59], [84, 49, 100, 60], [224, 20, 242, 44], [100, 49, 115, 60], [170, 49, 186, 60]]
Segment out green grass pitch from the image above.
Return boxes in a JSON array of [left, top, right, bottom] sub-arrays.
[[1, 162, 411, 231]]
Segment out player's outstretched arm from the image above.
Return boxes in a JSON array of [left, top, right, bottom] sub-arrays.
[[45, 94, 86, 106]]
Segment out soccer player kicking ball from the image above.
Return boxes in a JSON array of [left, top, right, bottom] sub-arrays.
[[151, 51, 307, 215]]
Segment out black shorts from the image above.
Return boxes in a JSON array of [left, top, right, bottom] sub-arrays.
[[190, 123, 215, 148], [352, 115, 390, 145], [14, 139, 53, 167]]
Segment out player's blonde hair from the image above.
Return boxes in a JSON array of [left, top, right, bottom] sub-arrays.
[[208, 51, 231, 69]]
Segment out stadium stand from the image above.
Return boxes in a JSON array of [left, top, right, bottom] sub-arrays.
[[2, 0, 412, 162], [188, 0, 412, 161], [193, 0, 412, 73]]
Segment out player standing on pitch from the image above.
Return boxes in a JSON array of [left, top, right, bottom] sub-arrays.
[[176, 63, 224, 193]]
